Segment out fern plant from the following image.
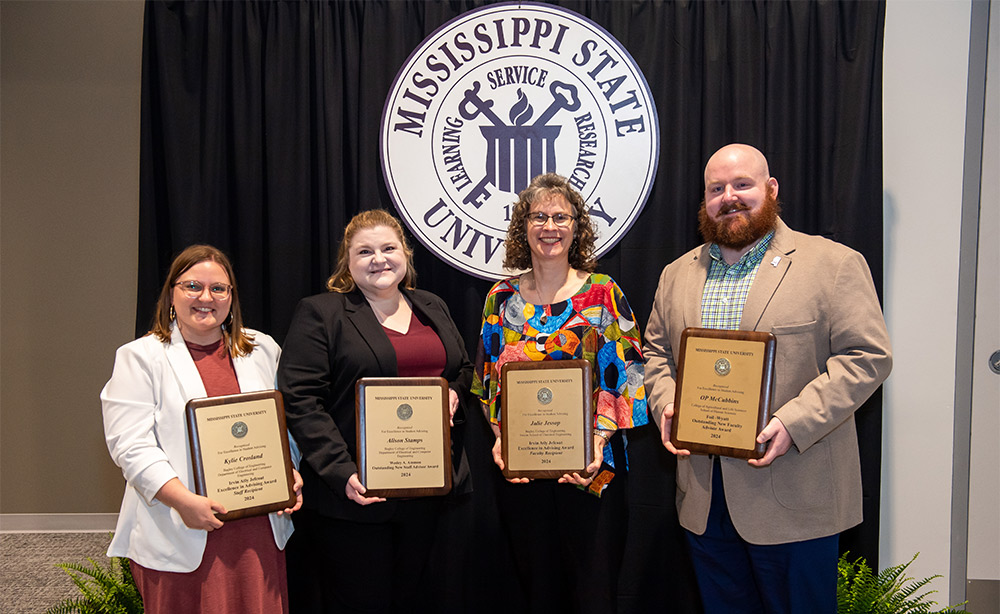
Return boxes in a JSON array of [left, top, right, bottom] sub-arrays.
[[837, 552, 970, 614], [46, 555, 143, 614]]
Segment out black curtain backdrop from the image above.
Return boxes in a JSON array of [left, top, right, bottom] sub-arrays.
[[138, 2, 885, 611]]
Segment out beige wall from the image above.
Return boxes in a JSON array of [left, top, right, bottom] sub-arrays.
[[1, 1, 144, 514], [882, 1, 997, 606]]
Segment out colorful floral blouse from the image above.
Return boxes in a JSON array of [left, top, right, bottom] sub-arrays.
[[472, 273, 648, 439]]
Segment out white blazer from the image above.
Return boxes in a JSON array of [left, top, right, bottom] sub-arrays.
[[101, 323, 294, 572]]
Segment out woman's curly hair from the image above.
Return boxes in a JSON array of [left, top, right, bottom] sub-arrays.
[[503, 173, 597, 273]]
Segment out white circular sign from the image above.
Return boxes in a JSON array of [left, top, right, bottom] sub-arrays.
[[381, 1, 659, 280]]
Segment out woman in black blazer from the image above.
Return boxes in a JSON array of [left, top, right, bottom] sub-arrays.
[[278, 209, 473, 613]]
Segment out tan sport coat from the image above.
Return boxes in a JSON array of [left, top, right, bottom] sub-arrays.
[[643, 218, 892, 545]]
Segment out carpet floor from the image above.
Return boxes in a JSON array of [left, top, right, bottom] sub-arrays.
[[0, 533, 114, 613]]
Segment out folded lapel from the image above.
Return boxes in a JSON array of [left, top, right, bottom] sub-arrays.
[[404, 288, 458, 373], [164, 322, 207, 401], [684, 246, 711, 329], [345, 290, 397, 375], [405, 288, 447, 334], [232, 345, 269, 392], [741, 219, 795, 331]]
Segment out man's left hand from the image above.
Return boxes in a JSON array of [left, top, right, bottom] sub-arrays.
[[748, 417, 792, 467]]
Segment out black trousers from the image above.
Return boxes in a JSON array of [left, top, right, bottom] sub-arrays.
[[496, 436, 629, 614], [286, 499, 444, 614]]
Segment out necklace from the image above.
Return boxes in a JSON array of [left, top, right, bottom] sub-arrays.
[[367, 293, 412, 333], [522, 269, 581, 305]]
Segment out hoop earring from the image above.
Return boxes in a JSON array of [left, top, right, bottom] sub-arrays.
[[223, 311, 234, 331], [169, 305, 176, 321]]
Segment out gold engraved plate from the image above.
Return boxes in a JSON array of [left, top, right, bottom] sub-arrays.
[[671, 329, 776, 459], [356, 377, 452, 498], [501, 360, 593, 479], [186, 390, 296, 521]]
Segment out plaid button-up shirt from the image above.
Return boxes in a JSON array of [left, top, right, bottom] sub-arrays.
[[700, 230, 775, 330]]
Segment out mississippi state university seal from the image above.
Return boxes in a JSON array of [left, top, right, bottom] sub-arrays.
[[714, 358, 732, 377], [381, 2, 658, 279], [231, 421, 248, 438], [396, 403, 414, 421]]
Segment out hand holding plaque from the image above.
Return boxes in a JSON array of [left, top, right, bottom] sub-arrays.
[[500, 360, 594, 480], [670, 328, 776, 459]]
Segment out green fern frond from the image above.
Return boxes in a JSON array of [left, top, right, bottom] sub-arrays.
[[837, 552, 970, 614], [43, 598, 82, 614], [46, 555, 143, 614]]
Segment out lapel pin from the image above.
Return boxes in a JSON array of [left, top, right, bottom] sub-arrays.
[[771, 256, 781, 267]]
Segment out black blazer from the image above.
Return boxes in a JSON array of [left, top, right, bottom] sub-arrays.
[[278, 288, 473, 522]]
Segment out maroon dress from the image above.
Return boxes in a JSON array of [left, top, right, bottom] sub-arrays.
[[130, 338, 289, 614]]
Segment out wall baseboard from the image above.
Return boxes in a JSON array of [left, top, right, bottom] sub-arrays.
[[967, 579, 999, 614], [0, 514, 118, 533]]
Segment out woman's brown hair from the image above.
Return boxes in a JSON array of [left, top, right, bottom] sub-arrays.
[[326, 209, 418, 293], [502, 173, 597, 273], [149, 244, 256, 357]]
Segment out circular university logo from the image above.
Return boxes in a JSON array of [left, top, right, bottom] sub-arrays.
[[397, 403, 414, 421], [381, 2, 659, 279], [714, 358, 732, 377], [537, 387, 553, 405], [231, 421, 248, 438]]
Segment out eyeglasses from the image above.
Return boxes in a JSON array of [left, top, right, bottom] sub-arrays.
[[527, 212, 576, 227], [174, 280, 232, 299]]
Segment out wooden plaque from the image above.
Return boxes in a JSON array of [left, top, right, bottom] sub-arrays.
[[355, 377, 452, 498], [500, 360, 593, 479], [185, 390, 297, 521], [670, 328, 776, 459]]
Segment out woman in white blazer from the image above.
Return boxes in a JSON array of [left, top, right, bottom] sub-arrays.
[[101, 244, 302, 614]]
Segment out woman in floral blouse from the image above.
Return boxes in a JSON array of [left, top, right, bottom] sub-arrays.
[[472, 173, 648, 613]]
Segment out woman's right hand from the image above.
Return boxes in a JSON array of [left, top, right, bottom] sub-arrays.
[[345, 473, 386, 505], [492, 436, 530, 484], [175, 494, 227, 531], [154, 478, 226, 531]]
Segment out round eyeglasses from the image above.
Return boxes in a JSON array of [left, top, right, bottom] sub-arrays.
[[174, 280, 232, 299], [527, 212, 576, 227]]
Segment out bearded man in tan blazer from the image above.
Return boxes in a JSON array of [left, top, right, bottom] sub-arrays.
[[643, 144, 892, 614]]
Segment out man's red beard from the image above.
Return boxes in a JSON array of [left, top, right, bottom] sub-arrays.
[[698, 187, 781, 250]]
